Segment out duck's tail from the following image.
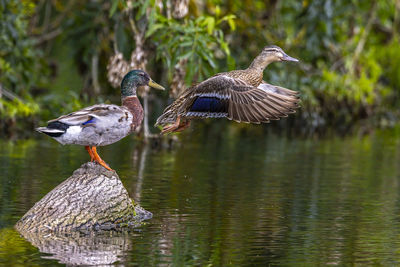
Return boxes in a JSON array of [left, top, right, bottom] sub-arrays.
[[156, 85, 197, 127], [36, 121, 69, 137], [155, 104, 178, 127]]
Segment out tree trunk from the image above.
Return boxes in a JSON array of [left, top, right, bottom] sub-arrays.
[[15, 162, 152, 233], [91, 52, 101, 95]]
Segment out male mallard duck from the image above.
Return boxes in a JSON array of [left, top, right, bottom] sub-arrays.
[[155, 45, 300, 134], [36, 70, 164, 170]]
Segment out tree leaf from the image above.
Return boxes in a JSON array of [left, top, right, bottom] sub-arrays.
[[109, 0, 120, 17]]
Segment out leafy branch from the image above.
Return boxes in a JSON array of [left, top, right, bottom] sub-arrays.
[[147, 11, 236, 84]]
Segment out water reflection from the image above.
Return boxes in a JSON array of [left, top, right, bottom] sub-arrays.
[[1, 126, 400, 265], [132, 144, 149, 202], [18, 230, 132, 266]]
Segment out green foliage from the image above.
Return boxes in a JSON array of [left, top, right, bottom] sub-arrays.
[[38, 91, 88, 122], [1, 0, 400, 134], [109, 0, 236, 85], [320, 51, 383, 106], [0, 0, 45, 119], [147, 11, 236, 83], [63, 1, 113, 67], [377, 37, 400, 96], [0, 98, 39, 118]]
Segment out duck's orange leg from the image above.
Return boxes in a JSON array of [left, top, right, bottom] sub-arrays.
[[161, 116, 188, 134], [91, 146, 113, 171], [85, 146, 95, 162], [174, 120, 191, 132]]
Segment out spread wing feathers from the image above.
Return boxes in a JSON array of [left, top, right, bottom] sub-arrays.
[[48, 104, 127, 126], [259, 81, 299, 97], [227, 86, 300, 124], [155, 75, 300, 126]]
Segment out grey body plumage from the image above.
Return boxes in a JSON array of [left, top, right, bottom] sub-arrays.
[[36, 70, 164, 170], [37, 104, 134, 147]]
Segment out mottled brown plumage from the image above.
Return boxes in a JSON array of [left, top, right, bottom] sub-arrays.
[[155, 45, 300, 134], [216, 69, 263, 87]]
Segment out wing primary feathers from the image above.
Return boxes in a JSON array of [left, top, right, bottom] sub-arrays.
[[256, 101, 281, 120], [243, 104, 259, 123], [267, 95, 296, 111], [231, 102, 242, 122], [251, 103, 270, 123], [237, 103, 251, 123]]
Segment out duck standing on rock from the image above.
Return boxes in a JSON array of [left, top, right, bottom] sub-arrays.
[[36, 70, 164, 171], [155, 45, 300, 134]]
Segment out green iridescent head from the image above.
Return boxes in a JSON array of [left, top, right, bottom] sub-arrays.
[[120, 70, 164, 98]]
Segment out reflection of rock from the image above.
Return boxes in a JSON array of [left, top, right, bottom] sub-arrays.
[[15, 162, 152, 233], [20, 230, 132, 266]]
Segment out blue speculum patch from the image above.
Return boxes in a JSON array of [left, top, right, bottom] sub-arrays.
[[190, 97, 226, 113], [83, 118, 95, 125]]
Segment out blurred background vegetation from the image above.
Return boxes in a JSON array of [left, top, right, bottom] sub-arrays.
[[1, 0, 399, 137]]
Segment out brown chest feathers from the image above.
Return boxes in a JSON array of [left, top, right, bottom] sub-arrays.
[[122, 96, 144, 132]]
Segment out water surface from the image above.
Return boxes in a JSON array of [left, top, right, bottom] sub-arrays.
[[1, 124, 400, 266]]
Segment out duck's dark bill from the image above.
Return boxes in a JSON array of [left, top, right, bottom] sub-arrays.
[[282, 54, 299, 62], [148, 79, 165, 90]]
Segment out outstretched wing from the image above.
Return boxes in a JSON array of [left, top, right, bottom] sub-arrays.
[[226, 81, 300, 123], [157, 75, 300, 125], [155, 75, 300, 126]]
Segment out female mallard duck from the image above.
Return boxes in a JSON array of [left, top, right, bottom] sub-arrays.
[[155, 45, 300, 134], [36, 70, 164, 171]]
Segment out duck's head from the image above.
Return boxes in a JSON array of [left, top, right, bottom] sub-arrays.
[[249, 45, 298, 70], [121, 70, 165, 98], [261, 45, 299, 62]]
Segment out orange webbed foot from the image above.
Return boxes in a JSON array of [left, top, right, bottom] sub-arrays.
[[161, 124, 179, 135], [161, 116, 188, 135], [91, 146, 114, 171]]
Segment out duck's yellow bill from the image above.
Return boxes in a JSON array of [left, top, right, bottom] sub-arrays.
[[148, 79, 165, 90]]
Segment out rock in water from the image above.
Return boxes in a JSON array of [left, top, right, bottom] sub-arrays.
[[15, 162, 152, 233]]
